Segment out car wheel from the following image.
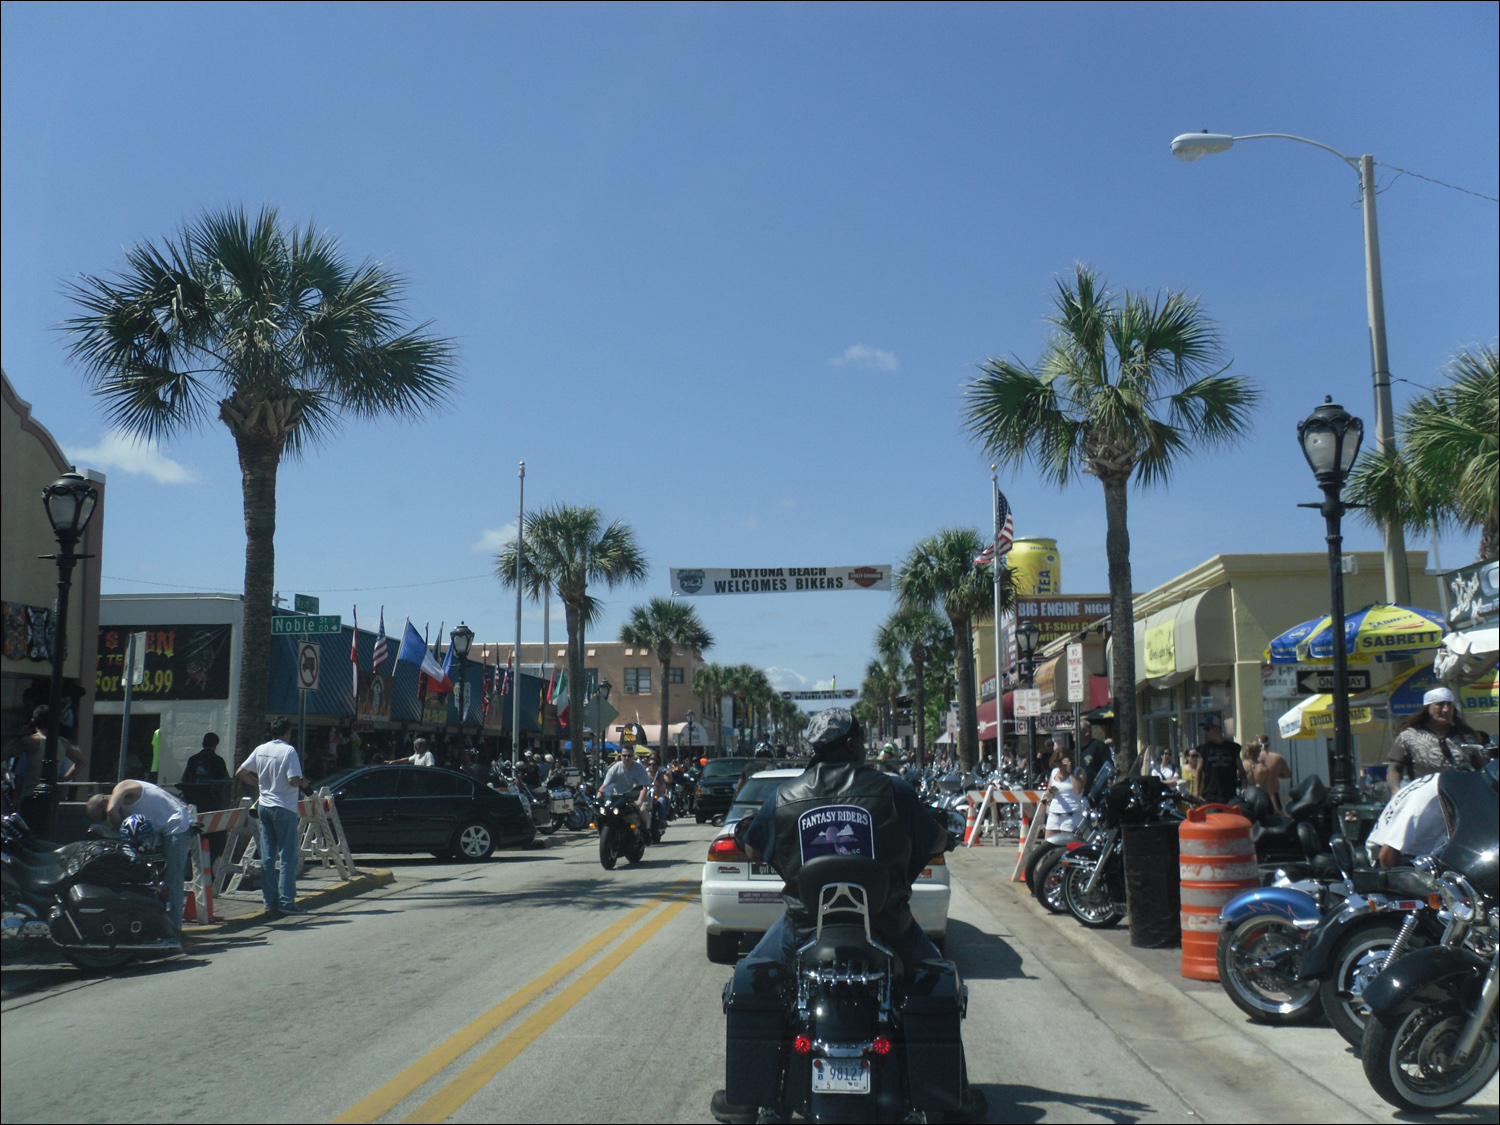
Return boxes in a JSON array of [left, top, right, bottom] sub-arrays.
[[452, 822, 496, 861], [706, 930, 739, 964]]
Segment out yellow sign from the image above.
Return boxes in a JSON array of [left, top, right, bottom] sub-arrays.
[[1144, 620, 1176, 678], [1459, 672, 1498, 714]]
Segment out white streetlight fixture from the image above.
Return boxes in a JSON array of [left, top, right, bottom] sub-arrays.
[[1169, 128, 1410, 605]]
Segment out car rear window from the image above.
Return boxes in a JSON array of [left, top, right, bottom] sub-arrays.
[[734, 774, 791, 805], [701, 758, 748, 779]]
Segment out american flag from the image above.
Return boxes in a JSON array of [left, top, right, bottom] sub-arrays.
[[500, 653, 513, 698], [973, 489, 1015, 566], [481, 661, 492, 717], [371, 606, 388, 673]]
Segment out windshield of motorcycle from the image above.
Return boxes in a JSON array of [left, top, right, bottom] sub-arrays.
[[1435, 762, 1499, 902]]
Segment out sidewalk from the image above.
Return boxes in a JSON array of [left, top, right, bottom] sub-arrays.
[[948, 844, 1500, 1124], [183, 862, 395, 937]]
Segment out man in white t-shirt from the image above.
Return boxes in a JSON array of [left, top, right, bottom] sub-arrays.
[[86, 778, 195, 935], [236, 719, 309, 916], [1365, 772, 1448, 868]]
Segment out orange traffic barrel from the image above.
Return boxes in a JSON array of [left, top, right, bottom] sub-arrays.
[[1178, 805, 1257, 981]]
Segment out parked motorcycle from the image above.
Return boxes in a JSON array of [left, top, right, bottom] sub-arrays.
[[1056, 777, 1183, 929], [565, 782, 595, 832], [596, 791, 648, 870], [717, 852, 984, 1124], [1361, 762, 1499, 1112], [1, 812, 178, 971], [1229, 776, 1338, 880]]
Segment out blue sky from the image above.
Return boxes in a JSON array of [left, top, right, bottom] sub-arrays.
[[3, 2, 1496, 697]]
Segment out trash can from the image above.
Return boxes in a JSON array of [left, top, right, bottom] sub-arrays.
[[1122, 822, 1181, 948]]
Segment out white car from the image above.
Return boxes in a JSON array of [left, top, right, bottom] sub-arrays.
[[699, 769, 952, 963]]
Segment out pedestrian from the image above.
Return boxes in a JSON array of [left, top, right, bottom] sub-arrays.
[[85, 779, 194, 935], [3, 706, 86, 801], [179, 732, 230, 811], [235, 719, 310, 917], [1385, 687, 1487, 795], [1243, 734, 1292, 811], [1045, 767, 1088, 839], [394, 738, 436, 768], [1364, 772, 1447, 867], [1192, 716, 1244, 804], [1078, 725, 1112, 782]]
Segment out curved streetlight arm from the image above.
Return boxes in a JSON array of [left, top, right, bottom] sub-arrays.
[[1229, 133, 1359, 169]]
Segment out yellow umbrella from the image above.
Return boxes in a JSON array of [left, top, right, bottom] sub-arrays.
[[1458, 671, 1499, 714], [1277, 694, 1380, 740]]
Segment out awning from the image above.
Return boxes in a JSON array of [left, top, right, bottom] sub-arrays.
[[978, 694, 1010, 741], [634, 720, 716, 747], [1135, 583, 1234, 687]]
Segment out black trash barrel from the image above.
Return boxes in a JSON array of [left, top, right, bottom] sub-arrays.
[[1123, 822, 1181, 948]]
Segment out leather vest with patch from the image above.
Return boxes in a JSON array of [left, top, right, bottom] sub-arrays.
[[771, 761, 913, 936]]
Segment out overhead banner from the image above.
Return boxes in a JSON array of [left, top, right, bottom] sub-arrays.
[[670, 566, 892, 595]]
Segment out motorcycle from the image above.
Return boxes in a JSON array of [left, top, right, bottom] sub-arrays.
[[1229, 776, 1339, 881], [1055, 777, 1183, 929], [718, 852, 984, 1124], [1, 812, 179, 971], [565, 781, 595, 832], [1360, 761, 1499, 1112], [596, 789, 649, 870]]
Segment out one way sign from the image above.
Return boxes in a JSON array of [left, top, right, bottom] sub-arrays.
[[1297, 669, 1371, 694]]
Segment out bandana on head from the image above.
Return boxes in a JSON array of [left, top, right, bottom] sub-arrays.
[[1423, 686, 1455, 706]]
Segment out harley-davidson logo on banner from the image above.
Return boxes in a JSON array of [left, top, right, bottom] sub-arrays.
[[670, 566, 892, 595]]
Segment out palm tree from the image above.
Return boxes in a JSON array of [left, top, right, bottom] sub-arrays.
[[897, 528, 997, 770], [876, 604, 950, 767], [62, 206, 456, 764], [964, 266, 1257, 769], [693, 662, 727, 750], [1347, 345, 1498, 561], [619, 597, 714, 760], [496, 503, 647, 776]]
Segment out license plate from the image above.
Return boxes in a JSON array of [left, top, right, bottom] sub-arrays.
[[810, 1058, 871, 1094], [751, 863, 776, 876]]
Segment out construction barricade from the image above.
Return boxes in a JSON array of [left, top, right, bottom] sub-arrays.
[[192, 788, 357, 906], [1178, 804, 1257, 980], [963, 784, 1050, 880]]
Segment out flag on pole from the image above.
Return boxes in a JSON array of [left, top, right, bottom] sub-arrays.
[[551, 666, 570, 719], [481, 662, 492, 718], [994, 487, 1014, 557], [351, 605, 360, 703], [500, 654, 513, 698], [397, 619, 452, 692], [973, 543, 995, 567], [372, 607, 389, 672]]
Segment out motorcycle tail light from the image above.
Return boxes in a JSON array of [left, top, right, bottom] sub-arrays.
[[871, 1036, 892, 1056], [794, 1036, 813, 1055]]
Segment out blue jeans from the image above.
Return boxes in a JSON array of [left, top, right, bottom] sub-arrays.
[[258, 805, 301, 909], [162, 830, 190, 935], [748, 911, 942, 968]]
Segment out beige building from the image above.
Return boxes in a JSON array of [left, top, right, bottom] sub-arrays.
[[476, 640, 715, 748], [2, 372, 107, 771]]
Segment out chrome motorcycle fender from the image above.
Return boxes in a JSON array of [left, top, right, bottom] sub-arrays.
[[1296, 894, 1421, 979], [1218, 885, 1322, 930], [1360, 944, 1490, 1018]]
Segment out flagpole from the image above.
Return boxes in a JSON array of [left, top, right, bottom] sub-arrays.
[[991, 466, 1003, 769], [512, 461, 525, 769]]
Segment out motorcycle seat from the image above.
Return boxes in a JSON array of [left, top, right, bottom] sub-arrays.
[[1286, 776, 1328, 819], [1350, 866, 1431, 898], [799, 923, 904, 977], [4, 853, 72, 892]]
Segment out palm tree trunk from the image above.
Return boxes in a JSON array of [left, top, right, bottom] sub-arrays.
[[1102, 475, 1138, 774], [951, 613, 978, 771], [911, 650, 927, 768], [233, 436, 280, 767], [659, 651, 672, 761], [565, 599, 588, 780], [1481, 516, 1498, 563]]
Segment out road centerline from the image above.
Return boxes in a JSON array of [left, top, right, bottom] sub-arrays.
[[331, 880, 691, 1125], [401, 889, 698, 1125]]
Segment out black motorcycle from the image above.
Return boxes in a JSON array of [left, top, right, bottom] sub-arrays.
[[596, 790, 648, 870], [1361, 762, 1499, 1112], [1056, 776, 1183, 928], [719, 853, 984, 1124], [1229, 776, 1338, 880], [1, 813, 178, 971]]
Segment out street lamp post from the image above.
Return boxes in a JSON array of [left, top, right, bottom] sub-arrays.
[[1016, 621, 1041, 788], [594, 678, 612, 782], [1297, 397, 1364, 804], [681, 709, 695, 763], [1171, 130, 1409, 605], [450, 623, 474, 752], [27, 471, 99, 837]]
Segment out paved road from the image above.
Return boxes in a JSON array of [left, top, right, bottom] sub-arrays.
[[1, 823, 1493, 1123]]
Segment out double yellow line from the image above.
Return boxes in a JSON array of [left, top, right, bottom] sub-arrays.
[[333, 881, 695, 1125]]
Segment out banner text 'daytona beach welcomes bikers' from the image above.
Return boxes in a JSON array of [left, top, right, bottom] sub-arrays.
[[669, 566, 892, 595]]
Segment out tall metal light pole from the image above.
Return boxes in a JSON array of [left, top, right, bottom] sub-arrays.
[[1171, 130, 1409, 605], [1297, 397, 1365, 804], [1016, 620, 1040, 788], [512, 462, 525, 769], [27, 471, 99, 837]]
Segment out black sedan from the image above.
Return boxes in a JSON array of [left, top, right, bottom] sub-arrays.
[[323, 765, 536, 859]]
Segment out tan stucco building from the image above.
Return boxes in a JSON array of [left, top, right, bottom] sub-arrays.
[[2, 372, 107, 772]]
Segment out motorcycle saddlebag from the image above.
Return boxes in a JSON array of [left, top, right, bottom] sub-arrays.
[[900, 961, 965, 1112], [59, 883, 170, 945], [723, 957, 785, 1108]]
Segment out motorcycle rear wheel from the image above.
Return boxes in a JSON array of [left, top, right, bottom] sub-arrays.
[[1032, 849, 1070, 914], [599, 826, 619, 870], [565, 806, 588, 832], [1362, 1001, 1499, 1112], [1062, 865, 1123, 928], [65, 948, 135, 971], [1215, 913, 1319, 1025], [1319, 922, 1405, 1047], [537, 818, 558, 836]]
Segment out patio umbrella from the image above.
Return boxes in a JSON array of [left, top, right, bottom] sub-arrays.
[[1457, 670, 1498, 714], [1265, 615, 1328, 665], [1300, 603, 1446, 664], [1385, 663, 1445, 718], [1276, 694, 1379, 740]]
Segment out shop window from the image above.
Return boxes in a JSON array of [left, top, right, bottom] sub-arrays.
[[624, 668, 652, 694], [668, 668, 684, 684]]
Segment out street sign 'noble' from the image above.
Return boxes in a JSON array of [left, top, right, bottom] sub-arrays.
[[271, 614, 342, 635], [670, 566, 891, 595], [1296, 669, 1372, 694]]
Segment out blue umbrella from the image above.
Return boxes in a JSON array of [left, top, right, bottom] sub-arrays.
[[1265, 615, 1330, 665], [1303, 603, 1446, 664], [1386, 663, 1444, 717]]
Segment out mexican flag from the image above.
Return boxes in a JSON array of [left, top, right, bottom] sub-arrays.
[[549, 667, 569, 718]]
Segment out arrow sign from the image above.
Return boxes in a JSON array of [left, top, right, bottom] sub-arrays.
[[1297, 669, 1371, 694]]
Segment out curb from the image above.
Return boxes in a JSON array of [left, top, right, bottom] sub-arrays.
[[182, 869, 395, 939]]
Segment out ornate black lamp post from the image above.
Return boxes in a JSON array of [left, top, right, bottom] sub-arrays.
[[1016, 620, 1041, 787], [450, 623, 474, 749], [593, 678, 612, 782], [28, 471, 99, 836], [1297, 397, 1364, 803]]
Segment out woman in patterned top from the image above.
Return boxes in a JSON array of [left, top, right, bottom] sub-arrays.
[[1385, 686, 1487, 794]]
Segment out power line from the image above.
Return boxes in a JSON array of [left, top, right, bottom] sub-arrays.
[[1376, 162, 1499, 204]]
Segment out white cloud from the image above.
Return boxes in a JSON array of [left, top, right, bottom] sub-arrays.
[[470, 522, 518, 554], [68, 431, 196, 484], [829, 343, 899, 373], [765, 666, 810, 691], [739, 515, 760, 531]]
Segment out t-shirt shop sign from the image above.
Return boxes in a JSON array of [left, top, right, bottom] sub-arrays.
[[798, 805, 875, 862]]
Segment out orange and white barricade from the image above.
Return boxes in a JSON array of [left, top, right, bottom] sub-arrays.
[[963, 784, 1049, 881], [208, 788, 357, 901]]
